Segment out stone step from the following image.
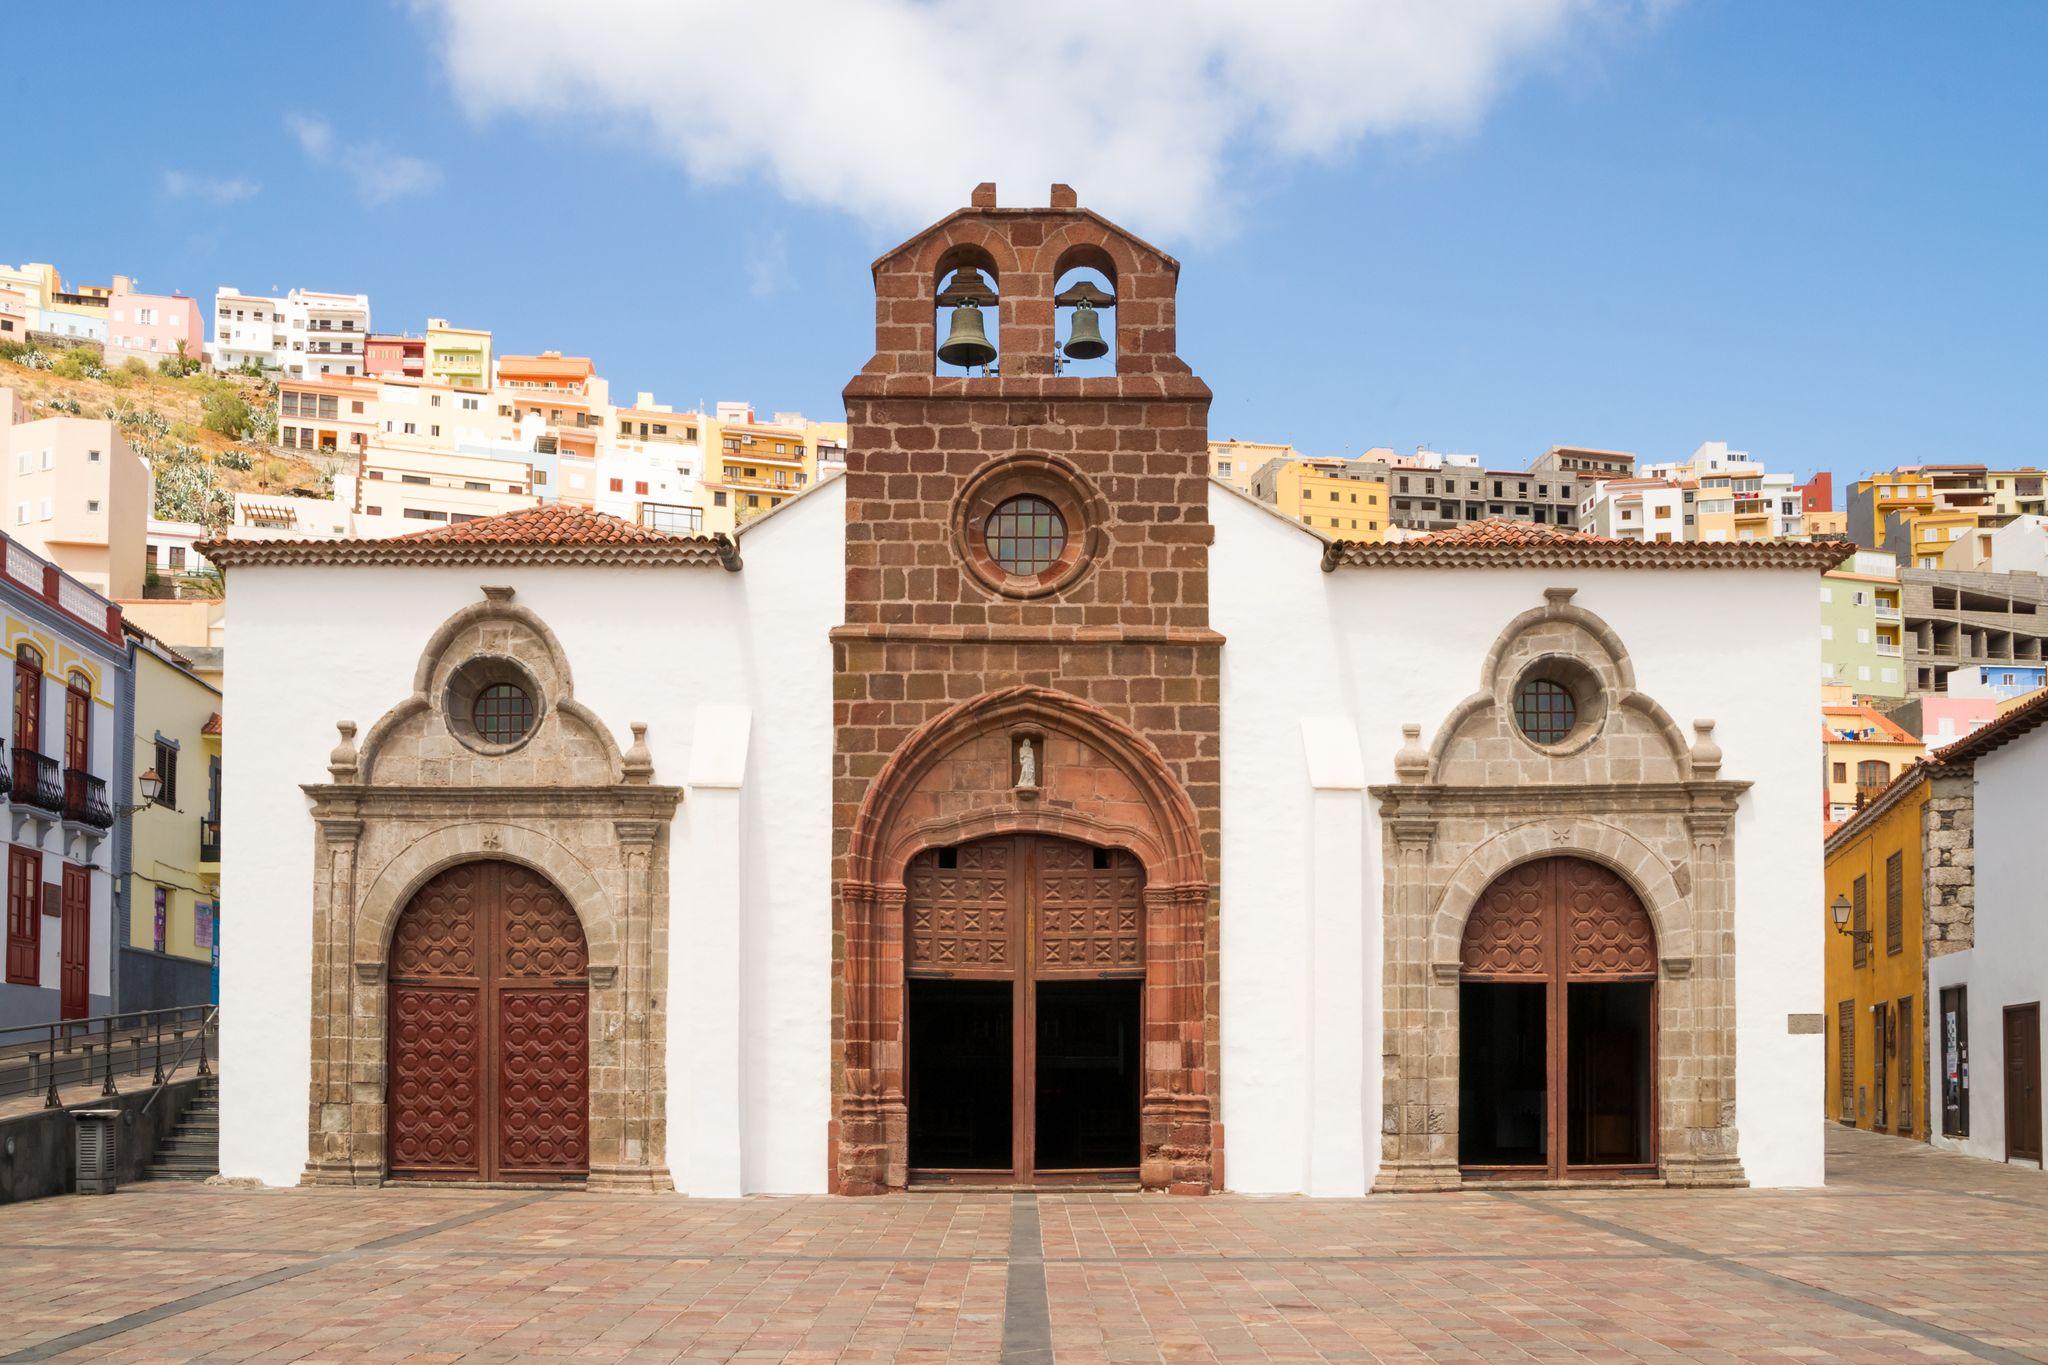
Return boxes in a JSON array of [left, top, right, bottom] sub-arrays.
[[161, 1139, 219, 1156]]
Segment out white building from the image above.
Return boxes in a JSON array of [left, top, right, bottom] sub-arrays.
[[1924, 697, 2048, 1167], [210, 287, 371, 377], [1943, 515, 2048, 576], [207, 192, 1840, 1199]]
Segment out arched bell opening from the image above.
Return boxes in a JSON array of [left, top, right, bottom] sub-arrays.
[[1053, 245, 1117, 378], [901, 832, 1146, 1185], [934, 246, 1001, 376], [1457, 856, 1658, 1181], [385, 859, 590, 1183]]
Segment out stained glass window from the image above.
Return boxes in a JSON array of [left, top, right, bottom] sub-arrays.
[[986, 496, 1067, 576]]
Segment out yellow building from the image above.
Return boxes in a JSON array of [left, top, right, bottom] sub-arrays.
[[424, 317, 493, 391], [1908, 508, 1978, 570], [1805, 508, 1848, 537], [1248, 455, 1388, 540], [1823, 766, 1928, 1138], [1823, 703, 1924, 824], [1853, 471, 1935, 546], [705, 407, 845, 524], [1986, 468, 2047, 518], [125, 625, 222, 1003], [1208, 439, 1296, 494]]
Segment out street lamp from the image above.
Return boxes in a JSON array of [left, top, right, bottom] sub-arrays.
[[1830, 893, 1871, 948], [138, 768, 162, 805]]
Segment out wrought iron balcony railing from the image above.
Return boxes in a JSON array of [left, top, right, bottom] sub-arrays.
[[63, 768, 114, 829], [200, 815, 221, 863], [12, 748, 62, 813]]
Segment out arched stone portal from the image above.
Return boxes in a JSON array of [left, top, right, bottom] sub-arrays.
[[835, 685, 1211, 1194]]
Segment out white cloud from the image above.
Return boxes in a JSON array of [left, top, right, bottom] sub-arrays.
[[746, 231, 792, 298], [160, 170, 261, 204], [285, 111, 443, 207], [418, 0, 1642, 237]]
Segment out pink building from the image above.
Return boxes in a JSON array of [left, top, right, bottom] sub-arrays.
[[104, 276, 205, 368]]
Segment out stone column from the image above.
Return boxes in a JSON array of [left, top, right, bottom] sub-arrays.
[[590, 818, 671, 1191], [836, 880, 892, 1195], [1667, 803, 1746, 1187], [304, 814, 362, 1185], [1375, 808, 1458, 1191]]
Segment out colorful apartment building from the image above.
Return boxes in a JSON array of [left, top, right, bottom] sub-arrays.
[[1987, 469, 2047, 519], [104, 277, 204, 368], [705, 403, 841, 524], [1246, 454, 1388, 538], [118, 624, 221, 1010], [424, 317, 491, 390], [210, 287, 372, 376], [364, 333, 426, 379], [0, 527, 129, 1027], [1820, 550, 1904, 699], [1823, 760, 1928, 1138], [1823, 703, 1925, 823], [0, 263, 60, 335], [0, 388, 153, 599]]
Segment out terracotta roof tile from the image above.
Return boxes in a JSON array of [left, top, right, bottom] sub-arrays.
[[1322, 519, 1854, 571], [202, 712, 221, 736], [200, 504, 740, 570]]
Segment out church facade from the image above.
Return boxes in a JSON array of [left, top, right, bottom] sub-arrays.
[[212, 188, 1841, 1196]]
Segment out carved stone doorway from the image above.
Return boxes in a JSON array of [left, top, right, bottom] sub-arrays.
[[386, 860, 591, 1183], [902, 833, 1145, 1186], [1458, 857, 1658, 1181]]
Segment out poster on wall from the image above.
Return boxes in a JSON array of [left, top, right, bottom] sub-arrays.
[[154, 887, 167, 953], [194, 901, 214, 950]]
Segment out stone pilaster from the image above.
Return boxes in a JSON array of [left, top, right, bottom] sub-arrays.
[[304, 814, 364, 1186]]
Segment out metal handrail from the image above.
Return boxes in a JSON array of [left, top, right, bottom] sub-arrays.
[[1, 1004, 213, 1106], [141, 1005, 218, 1116]]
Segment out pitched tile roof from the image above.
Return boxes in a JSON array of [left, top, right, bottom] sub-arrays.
[[202, 712, 221, 736], [1822, 703, 1920, 745], [1322, 519, 1855, 571], [200, 505, 740, 570]]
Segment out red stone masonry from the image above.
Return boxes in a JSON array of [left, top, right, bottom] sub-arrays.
[[832, 185, 1222, 1195]]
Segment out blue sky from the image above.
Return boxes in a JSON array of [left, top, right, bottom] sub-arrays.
[[11, 3, 2045, 490]]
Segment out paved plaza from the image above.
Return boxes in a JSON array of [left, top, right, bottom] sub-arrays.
[[1, 1126, 2044, 1363]]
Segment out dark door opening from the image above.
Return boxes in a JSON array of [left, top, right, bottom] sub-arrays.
[[1459, 982, 1547, 1167], [1567, 981, 1653, 1166], [1034, 979, 1140, 1172], [907, 978, 1013, 1172]]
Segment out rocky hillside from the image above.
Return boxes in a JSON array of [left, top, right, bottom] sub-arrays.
[[0, 340, 342, 531]]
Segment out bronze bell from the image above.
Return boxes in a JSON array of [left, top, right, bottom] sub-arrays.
[[1062, 300, 1108, 360], [939, 299, 997, 369]]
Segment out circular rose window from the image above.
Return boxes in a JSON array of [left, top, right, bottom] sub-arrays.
[[985, 496, 1067, 576], [1512, 678, 1576, 745], [472, 682, 535, 745]]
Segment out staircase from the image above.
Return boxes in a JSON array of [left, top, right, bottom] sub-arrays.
[[147, 1076, 219, 1181]]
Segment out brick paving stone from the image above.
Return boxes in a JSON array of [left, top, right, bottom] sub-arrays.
[[0, 1126, 2041, 1363]]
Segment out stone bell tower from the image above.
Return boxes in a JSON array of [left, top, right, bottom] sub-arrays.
[[830, 184, 1222, 1195]]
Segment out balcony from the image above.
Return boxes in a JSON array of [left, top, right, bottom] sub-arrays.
[[200, 815, 221, 863], [11, 749, 62, 813], [63, 769, 114, 829], [1876, 641, 1902, 657], [1875, 603, 1901, 621]]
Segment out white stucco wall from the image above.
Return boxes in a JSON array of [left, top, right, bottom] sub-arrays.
[[1926, 728, 2048, 1165], [220, 480, 842, 1190], [1212, 484, 1827, 1191]]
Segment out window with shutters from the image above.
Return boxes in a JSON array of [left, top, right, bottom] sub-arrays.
[[1837, 999, 1856, 1121], [5, 846, 40, 984], [1851, 874, 1869, 968], [1885, 851, 1903, 955]]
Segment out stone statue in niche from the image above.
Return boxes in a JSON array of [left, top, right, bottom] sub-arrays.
[[1016, 736, 1037, 790]]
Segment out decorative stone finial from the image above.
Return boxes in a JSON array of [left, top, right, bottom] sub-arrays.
[[1395, 723, 1429, 782], [1543, 587, 1577, 607], [481, 584, 515, 603], [622, 722, 653, 783], [1689, 719, 1722, 777], [328, 721, 359, 782]]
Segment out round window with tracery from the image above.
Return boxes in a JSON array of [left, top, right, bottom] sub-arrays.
[[471, 683, 535, 745], [985, 496, 1067, 576]]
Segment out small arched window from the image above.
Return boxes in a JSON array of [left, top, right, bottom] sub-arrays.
[[1053, 245, 1118, 378], [934, 247, 1000, 376]]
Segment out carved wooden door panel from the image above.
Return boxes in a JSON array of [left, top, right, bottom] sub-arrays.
[[388, 861, 588, 1182]]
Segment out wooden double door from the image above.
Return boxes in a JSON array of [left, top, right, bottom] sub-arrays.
[[1458, 857, 1659, 1179], [904, 834, 1145, 1185], [386, 861, 591, 1182]]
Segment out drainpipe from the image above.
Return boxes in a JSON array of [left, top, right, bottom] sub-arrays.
[[112, 634, 137, 1013]]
